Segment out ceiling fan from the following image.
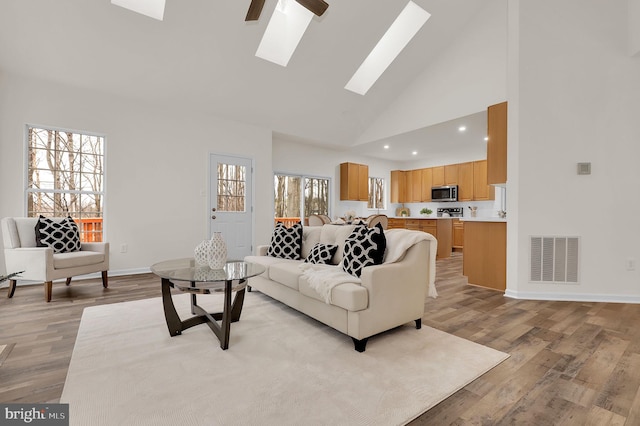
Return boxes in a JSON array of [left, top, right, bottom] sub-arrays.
[[245, 0, 329, 21]]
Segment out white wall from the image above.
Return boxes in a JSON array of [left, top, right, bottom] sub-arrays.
[[630, 0, 640, 56], [507, 0, 640, 302], [355, 0, 508, 145], [272, 138, 400, 220], [0, 72, 273, 276]]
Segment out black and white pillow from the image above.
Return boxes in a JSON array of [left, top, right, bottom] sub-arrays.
[[305, 243, 338, 265], [35, 216, 82, 254], [267, 222, 303, 260], [342, 223, 386, 277]]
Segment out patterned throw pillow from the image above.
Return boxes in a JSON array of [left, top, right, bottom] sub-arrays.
[[305, 243, 338, 265], [342, 223, 386, 277], [267, 222, 303, 260], [35, 216, 82, 254]]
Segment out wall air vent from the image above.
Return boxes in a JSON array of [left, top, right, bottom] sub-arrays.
[[529, 236, 580, 284]]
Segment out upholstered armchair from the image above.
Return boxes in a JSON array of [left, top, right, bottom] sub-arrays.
[[366, 214, 388, 230], [1, 217, 109, 302], [308, 214, 332, 226]]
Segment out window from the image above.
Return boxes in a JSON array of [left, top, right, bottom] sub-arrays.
[[217, 163, 246, 212], [274, 174, 329, 226], [26, 126, 105, 242], [368, 177, 385, 209]]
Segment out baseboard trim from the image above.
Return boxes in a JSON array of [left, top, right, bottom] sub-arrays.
[[504, 289, 640, 304]]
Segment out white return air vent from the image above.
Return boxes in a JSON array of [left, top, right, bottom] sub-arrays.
[[530, 236, 580, 284]]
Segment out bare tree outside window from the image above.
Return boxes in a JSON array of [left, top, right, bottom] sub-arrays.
[[368, 177, 385, 210], [26, 126, 105, 242], [274, 174, 329, 227], [217, 163, 246, 212]]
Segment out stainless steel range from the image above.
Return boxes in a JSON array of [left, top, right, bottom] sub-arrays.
[[437, 207, 463, 218]]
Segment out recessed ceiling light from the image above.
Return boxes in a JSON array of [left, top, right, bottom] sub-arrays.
[[344, 1, 431, 95], [484, 136, 489, 141], [111, 0, 166, 21], [458, 126, 466, 132], [412, 151, 418, 156], [383, 145, 390, 149], [255, 0, 314, 67]]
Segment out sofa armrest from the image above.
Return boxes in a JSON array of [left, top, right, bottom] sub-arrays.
[[81, 242, 109, 255], [256, 245, 269, 256], [4, 247, 54, 280], [359, 240, 430, 309]]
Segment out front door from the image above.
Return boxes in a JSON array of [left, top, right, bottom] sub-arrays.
[[209, 154, 253, 261]]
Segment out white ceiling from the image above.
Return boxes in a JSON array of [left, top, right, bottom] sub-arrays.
[[0, 0, 490, 160]]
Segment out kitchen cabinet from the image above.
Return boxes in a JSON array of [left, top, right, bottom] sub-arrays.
[[410, 169, 422, 202], [340, 162, 369, 201], [390, 170, 407, 203], [397, 218, 452, 259], [487, 101, 507, 185], [473, 160, 495, 201], [432, 166, 444, 186], [444, 164, 459, 185], [421, 168, 432, 201], [463, 221, 506, 291], [452, 219, 464, 251], [387, 218, 406, 229], [457, 162, 474, 201]]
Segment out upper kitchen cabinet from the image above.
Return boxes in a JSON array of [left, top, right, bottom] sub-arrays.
[[487, 101, 507, 185], [340, 162, 369, 201], [444, 164, 459, 185], [457, 162, 474, 201], [410, 169, 423, 202], [432, 166, 445, 186], [473, 160, 495, 200], [421, 168, 432, 201], [390, 170, 407, 203]]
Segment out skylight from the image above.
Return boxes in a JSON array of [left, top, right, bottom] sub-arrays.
[[255, 0, 315, 67], [345, 1, 431, 95], [111, 0, 166, 21]]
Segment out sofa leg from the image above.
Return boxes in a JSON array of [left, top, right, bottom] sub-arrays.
[[66, 277, 72, 286], [101, 271, 108, 288], [352, 337, 368, 352], [415, 318, 422, 329], [247, 285, 252, 292], [45, 281, 53, 303], [7, 280, 17, 298]]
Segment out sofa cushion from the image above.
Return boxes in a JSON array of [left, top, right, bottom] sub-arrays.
[[319, 224, 356, 265], [342, 223, 386, 277], [299, 279, 368, 312], [244, 255, 298, 277], [304, 243, 338, 265], [267, 222, 303, 260], [269, 262, 304, 290], [53, 251, 105, 269], [35, 216, 81, 254], [301, 226, 322, 259]]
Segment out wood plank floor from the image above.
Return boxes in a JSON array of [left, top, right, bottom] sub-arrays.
[[2, 254, 640, 425]]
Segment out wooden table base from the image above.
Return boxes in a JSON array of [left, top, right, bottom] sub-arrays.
[[160, 277, 246, 350]]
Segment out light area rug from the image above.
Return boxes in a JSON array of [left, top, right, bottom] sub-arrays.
[[0, 343, 15, 367], [61, 293, 508, 426]]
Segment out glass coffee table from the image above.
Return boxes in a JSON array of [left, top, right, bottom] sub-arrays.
[[150, 259, 265, 350]]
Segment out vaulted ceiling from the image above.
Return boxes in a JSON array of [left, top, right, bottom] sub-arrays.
[[0, 0, 491, 154]]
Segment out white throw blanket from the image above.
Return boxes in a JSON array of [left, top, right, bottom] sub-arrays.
[[299, 263, 360, 304], [299, 229, 438, 304]]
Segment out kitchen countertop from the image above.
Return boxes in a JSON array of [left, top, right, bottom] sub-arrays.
[[391, 216, 455, 219], [459, 217, 507, 222]]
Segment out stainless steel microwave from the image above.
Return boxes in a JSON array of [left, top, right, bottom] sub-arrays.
[[431, 185, 458, 202]]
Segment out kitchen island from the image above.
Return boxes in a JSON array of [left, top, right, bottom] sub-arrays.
[[388, 217, 453, 259], [460, 218, 506, 291]]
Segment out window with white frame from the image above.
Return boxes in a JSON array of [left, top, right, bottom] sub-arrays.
[[26, 126, 105, 242], [368, 177, 385, 209], [274, 174, 329, 226]]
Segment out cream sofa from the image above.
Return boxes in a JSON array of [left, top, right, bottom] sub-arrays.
[[244, 224, 437, 352]]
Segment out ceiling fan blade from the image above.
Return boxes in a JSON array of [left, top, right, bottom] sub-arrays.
[[245, 0, 266, 21], [295, 0, 329, 17]]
